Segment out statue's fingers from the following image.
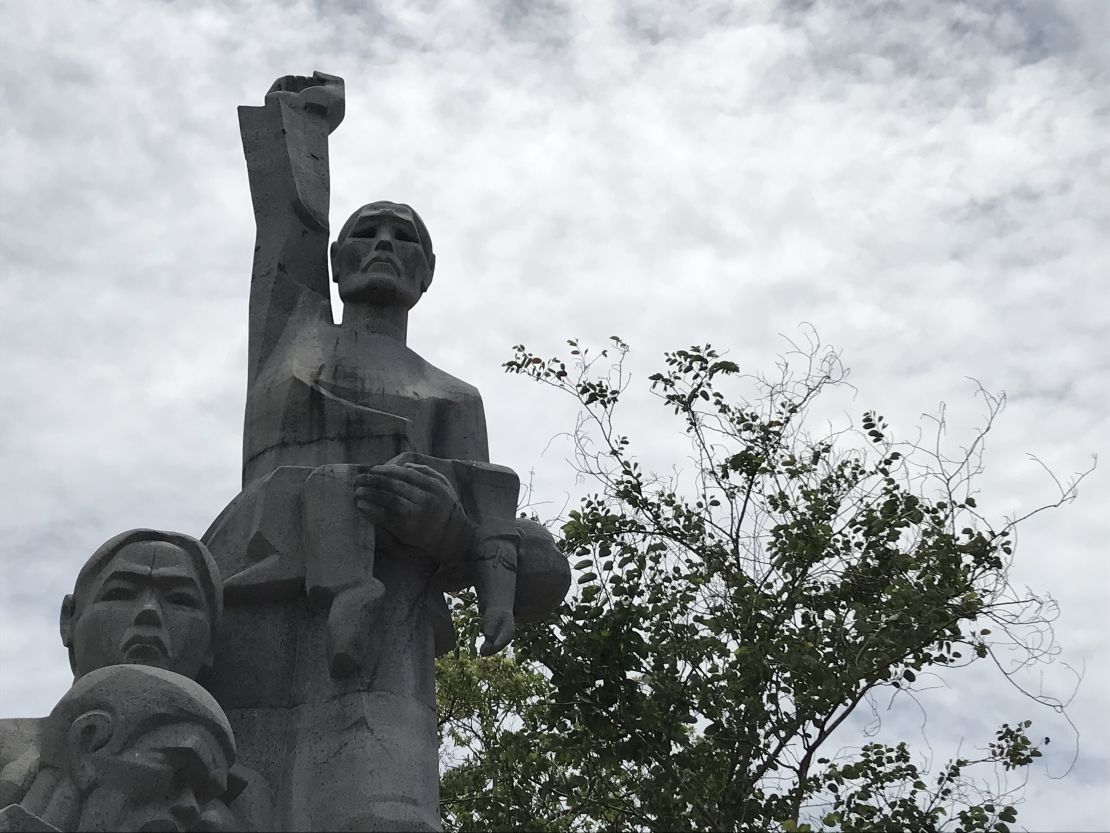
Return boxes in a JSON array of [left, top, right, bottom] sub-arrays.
[[357, 465, 451, 495], [385, 462, 453, 491], [355, 469, 413, 486], [267, 74, 295, 94], [356, 464, 412, 482], [355, 487, 420, 516], [400, 463, 454, 489], [355, 477, 427, 506]]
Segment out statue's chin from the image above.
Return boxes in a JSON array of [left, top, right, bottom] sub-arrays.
[[124, 644, 169, 667], [339, 274, 418, 309], [133, 815, 184, 833]]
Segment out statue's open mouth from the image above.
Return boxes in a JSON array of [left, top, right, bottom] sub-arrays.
[[122, 634, 169, 662]]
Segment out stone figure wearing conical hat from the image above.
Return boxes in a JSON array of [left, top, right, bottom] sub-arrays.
[[0, 664, 240, 832]]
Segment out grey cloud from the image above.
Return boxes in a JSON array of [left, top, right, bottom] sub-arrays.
[[2, 0, 1106, 826]]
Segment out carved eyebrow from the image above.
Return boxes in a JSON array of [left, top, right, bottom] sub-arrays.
[[101, 568, 149, 583], [99, 569, 200, 592], [95, 571, 148, 597], [349, 214, 418, 240], [150, 571, 202, 588], [348, 219, 377, 237]]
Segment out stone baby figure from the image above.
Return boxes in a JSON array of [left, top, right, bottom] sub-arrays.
[[299, 453, 522, 675], [0, 665, 241, 832], [351, 453, 523, 657]]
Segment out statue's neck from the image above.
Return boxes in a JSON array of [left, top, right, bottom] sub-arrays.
[[21, 767, 78, 831], [339, 303, 408, 343]]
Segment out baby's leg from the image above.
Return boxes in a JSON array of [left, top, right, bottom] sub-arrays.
[[302, 464, 385, 678]]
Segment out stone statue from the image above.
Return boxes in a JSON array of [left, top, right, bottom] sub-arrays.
[[194, 71, 570, 830], [0, 531, 271, 829], [59, 529, 223, 680], [0, 530, 222, 804], [0, 664, 240, 832], [0, 70, 569, 833]]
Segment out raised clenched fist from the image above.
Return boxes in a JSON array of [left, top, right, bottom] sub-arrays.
[[265, 71, 345, 133]]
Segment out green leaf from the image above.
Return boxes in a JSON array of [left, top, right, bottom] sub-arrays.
[[470, 336, 1069, 832]]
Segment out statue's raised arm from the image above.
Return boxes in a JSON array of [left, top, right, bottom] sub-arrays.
[[238, 72, 345, 385]]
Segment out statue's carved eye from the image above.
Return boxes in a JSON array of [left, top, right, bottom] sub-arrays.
[[99, 583, 138, 602], [394, 227, 418, 244], [166, 591, 202, 609], [351, 226, 377, 239]]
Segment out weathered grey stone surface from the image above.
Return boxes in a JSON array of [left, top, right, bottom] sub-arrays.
[[0, 720, 41, 809], [193, 70, 570, 831], [1, 665, 239, 832], [0, 69, 570, 833], [0, 802, 60, 832], [60, 530, 223, 680], [0, 531, 271, 831], [0, 530, 224, 799]]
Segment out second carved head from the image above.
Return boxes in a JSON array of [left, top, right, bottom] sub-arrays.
[[59, 530, 223, 681]]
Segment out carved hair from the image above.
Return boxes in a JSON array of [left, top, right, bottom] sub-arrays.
[[38, 664, 235, 770]]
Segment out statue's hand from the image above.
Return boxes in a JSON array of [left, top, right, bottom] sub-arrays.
[[480, 606, 515, 657], [265, 71, 345, 133], [355, 463, 474, 562]]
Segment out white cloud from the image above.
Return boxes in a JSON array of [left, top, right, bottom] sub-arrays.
[[1, 0, 1106, 827]]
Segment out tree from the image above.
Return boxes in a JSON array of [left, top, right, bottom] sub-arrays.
[[436, 332, 1089, 832]]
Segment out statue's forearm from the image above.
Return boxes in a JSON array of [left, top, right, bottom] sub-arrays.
[[239, 95, 332, 240], [238, 73, 344, 381]]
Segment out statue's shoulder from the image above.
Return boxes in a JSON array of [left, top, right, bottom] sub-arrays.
[[416, 356, 489, 461], [413, 353, 484, 406]]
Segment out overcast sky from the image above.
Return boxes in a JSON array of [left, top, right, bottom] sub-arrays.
[[2, 0, 1107, 828]]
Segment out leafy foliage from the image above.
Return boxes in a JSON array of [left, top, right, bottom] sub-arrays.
[[437, 334, 1086, 832]]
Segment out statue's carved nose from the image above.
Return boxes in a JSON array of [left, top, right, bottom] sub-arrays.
[[375, 239, 394, 253], [135, 603, 163, 627]]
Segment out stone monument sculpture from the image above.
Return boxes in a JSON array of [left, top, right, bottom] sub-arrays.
[[196, 69, 570, 831], [1, 530, 272, 830], [0, 665, 240, 832], [0, 70, 569, 832], [0, 530, 225, 806]]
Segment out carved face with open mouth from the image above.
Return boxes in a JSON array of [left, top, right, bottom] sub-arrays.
[[67, 540, 214, 680]]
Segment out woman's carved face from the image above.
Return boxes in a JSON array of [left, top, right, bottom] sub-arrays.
[[68, 541, 213, 680]]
